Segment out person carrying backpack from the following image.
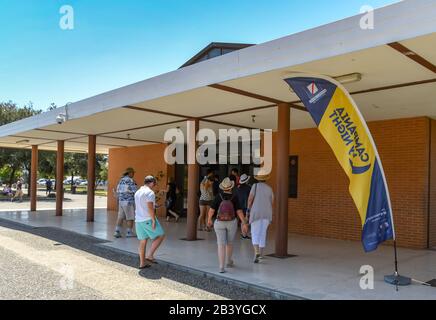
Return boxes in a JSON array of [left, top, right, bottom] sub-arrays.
[[207, 177, 248, 274]]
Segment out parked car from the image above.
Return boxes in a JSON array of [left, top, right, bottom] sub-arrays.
[[37, 178, 47, 185], [64, 178, 81, 185]]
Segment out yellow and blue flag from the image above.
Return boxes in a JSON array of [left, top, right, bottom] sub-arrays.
[[284, 75, 395, 252]]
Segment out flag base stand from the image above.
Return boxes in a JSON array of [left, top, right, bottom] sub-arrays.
[[384, 241, 412, 289], [384, 272, 412, 286]]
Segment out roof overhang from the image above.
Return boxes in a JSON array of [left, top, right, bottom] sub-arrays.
[[1, 0, 436, 153]]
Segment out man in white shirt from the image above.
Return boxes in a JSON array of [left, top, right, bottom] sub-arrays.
[[135, 175, 165, 269]]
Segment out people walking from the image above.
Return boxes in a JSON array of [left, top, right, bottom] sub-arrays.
[[247, 171, 274, 263], [207, 177, 248, 274], [163, 177, 180, 222], [11, 179, 24, 203], [135, 175, 165, 269], [236, 174, 252, 240], [198, 170, 215, 231], [45, 179, 53, 196], [114, 168, 137, 238]]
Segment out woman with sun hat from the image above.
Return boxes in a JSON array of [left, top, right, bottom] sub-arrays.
[[247, 170, 275, 263]]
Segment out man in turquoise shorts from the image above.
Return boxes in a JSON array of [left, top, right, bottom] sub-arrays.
[[135, 175, 165, 269]]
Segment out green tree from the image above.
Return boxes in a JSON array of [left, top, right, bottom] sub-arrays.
[[38, 151, 56, 178], [0, 101, 42, 185], [64, 153, 88, 187]]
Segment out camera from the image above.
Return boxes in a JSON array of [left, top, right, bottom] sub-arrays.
[[56, 114, 66, 124]]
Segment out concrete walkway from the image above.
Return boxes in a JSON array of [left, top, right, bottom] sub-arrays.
[[1, 209, 436, 300]]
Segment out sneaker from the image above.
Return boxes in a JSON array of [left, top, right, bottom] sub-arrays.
[[241, 234, 251, 240], [254, 254, 260, 264], [113, 231, 122, 238], [126, 231, 135, 238]]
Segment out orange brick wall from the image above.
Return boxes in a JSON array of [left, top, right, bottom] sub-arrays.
[[270, 117, 431, 249], [107, 144, 170, 217], [429, 119, 436, 248], [107, 117, 433, 249]]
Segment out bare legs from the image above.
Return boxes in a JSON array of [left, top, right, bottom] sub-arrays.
[[217, 245, 225, 271], [126, 220, 134, 230], [139, 236, 166, 267], [198, 205, 209, 230], [146, 236, 165, 260], [217, 244, 234, 273], [167, 209, 180, 221], [139, 240, 147, 267]]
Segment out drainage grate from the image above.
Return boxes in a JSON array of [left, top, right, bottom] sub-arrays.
[[426, 279, 436, 287]]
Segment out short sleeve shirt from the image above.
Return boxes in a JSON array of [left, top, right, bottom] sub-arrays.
[[211, 192, 242, 212], [116, 176, 138, 206], [134, 186, 156, 222]]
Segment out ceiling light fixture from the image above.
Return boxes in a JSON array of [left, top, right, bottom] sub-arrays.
[[285, 72, 363, 93], [334, 72, 362, 84]]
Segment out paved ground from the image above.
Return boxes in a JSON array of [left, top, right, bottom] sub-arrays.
[[0, 190, 107, 211], [3, 209, 436, 300], [0, 218, 274, 300]]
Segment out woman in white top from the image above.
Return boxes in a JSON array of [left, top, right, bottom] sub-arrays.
[[247, 171, 274, 263]]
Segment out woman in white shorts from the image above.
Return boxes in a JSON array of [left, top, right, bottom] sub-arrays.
[[247, 171, 274, 263]]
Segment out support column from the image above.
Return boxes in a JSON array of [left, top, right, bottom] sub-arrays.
[[56, 140, 65, 217], [87, 135, 96, 222], [275, 103, 290, 257], [30, 145, 38, 212], [186, 119, 199, 241]]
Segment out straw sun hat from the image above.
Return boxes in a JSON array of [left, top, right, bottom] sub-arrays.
[[219, 177, 235, 191], [254, 170, 271, 181]]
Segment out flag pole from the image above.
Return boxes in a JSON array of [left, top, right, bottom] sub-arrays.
[[384, 240, 411, 289]]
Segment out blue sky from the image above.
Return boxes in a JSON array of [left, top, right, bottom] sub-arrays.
[[0, 0, 398, 110]]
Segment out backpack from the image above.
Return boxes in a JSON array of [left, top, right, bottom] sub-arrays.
[[217, 194, 236, 221]]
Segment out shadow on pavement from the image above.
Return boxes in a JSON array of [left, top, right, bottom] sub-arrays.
[[0, 217, 282, 300]]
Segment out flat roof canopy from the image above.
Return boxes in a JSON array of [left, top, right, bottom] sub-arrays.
[[1, 0, 436, 154]]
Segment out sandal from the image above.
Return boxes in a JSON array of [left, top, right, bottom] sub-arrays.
[[139, 264, 151, 270], [146, 258, 158, 264]]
